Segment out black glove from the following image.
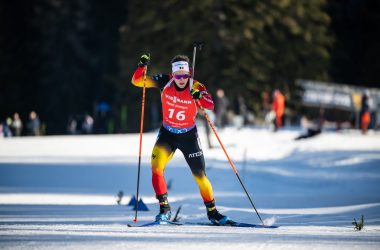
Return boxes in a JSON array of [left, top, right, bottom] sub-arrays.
[[138, 54, 150, 67], [190, 89, 202, 100]]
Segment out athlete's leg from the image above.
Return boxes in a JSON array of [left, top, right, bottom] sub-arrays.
[[151, 141, 174, 196], [151, 129, 175, 220], [180, 128, 229, 224], [180, 129, 214, 203]]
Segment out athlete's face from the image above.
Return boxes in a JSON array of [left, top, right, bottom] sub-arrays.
[[173, 70, 190, 89]]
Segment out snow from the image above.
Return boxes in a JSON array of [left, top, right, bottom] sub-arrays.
[[1, 125, 380, 249]]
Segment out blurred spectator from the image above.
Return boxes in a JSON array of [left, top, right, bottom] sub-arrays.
[[376, 104, 380, 130], [360, 92, 371, 134], [2, 118, 13, 137], [27, 111, 40, 136], [202, 109, 214, 149], [261, 90, 271, 118], [214, 89, 228, 129], [95, 101, 110, 134], [11, 112, 23, 136], [272, 89, 285, 132], [67, 116, 78, 135], [82, 114, 94, 134], [295, 107, 325, 140], [233, 95, 247, 129], [367, 92, 376, 130], [0, 124, 3, 138]]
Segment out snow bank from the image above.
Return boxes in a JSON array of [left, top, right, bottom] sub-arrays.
[[1, 127, 380, 249], [1, 127, 379, 164]]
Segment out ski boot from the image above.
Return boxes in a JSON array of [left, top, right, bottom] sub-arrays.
[[205, 199, 230, 225], [155, 193, 171, 222]]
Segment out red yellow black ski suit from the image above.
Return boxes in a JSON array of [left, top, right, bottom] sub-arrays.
[[132, 66, 215, 203]]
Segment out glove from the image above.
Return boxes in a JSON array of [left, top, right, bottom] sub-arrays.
[[138, 54, 150, 67], [190, 89, 202, 100]]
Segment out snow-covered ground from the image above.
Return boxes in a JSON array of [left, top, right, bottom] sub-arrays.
[[1, 125, 380, 249]]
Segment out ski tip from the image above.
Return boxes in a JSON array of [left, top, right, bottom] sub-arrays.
[[259, 225, 280, 228], [261, 222, 280, 228], [226, 220, 279, 228]]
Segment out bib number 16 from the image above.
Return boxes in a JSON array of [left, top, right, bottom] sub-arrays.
[[168, 109, 186, 121]]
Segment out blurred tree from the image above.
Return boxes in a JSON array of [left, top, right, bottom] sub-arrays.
[[119, 0, 226, 132], [0, 0, 126, 134], [0, 1, 41, 127], [328, 0, 380, 87], [0, 1, 111, 134], [33, 0, 95, 133], [33, 0, 126, 134], [1, 0, 377, 134], [217, 0, 333, 114], [120, 0, 332, 120]]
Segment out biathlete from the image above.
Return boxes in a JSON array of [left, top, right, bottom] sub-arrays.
[[131, 54, 230, 225]]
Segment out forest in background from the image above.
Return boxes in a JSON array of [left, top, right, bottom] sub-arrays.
[[0, 0, 379, 134]]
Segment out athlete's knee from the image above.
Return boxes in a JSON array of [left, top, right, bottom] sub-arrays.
[[191, 168, 205, 177], [193, 172, 210, 184], [187, 157, 206, 175], [151, 144, 174, 174]]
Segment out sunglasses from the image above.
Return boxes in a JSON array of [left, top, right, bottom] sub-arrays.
[[174, 74, 190, 80]]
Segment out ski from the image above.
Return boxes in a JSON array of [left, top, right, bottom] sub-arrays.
[[127, 220, 182, 227], [128, 220, 278, 228], [185, 220, 279, 228]]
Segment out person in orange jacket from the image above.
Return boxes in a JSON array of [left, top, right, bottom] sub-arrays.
[[131, 54, 230, 225], [360, 92, 371, 134], [272, 89, 285, 131]]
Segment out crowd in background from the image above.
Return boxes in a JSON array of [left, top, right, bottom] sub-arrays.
[[0, 111, 40, 138], [1, 88, 379, 139]]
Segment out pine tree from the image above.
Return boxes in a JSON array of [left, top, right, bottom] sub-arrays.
[[32, 0, 126, 134]]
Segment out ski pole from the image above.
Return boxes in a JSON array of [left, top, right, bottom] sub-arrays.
[[191, 42, 264, 225], [197, 101, 264, 226], [134, 64, 148, 223], [191, 41, 204, 85]]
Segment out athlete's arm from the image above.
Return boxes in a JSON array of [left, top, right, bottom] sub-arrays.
[[131, 66, 157, 88], [131, 66, 170, 89], [193, 81, 214, 110]]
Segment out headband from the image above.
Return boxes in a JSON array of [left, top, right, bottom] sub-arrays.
[[172, 61, 190, 73]]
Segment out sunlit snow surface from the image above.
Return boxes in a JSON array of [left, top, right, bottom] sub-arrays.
[[1, 126, 380, 249]]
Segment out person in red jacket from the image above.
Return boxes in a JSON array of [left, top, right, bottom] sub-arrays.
[[132, 54, 229, 225], [272, 89, 285, 131]]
